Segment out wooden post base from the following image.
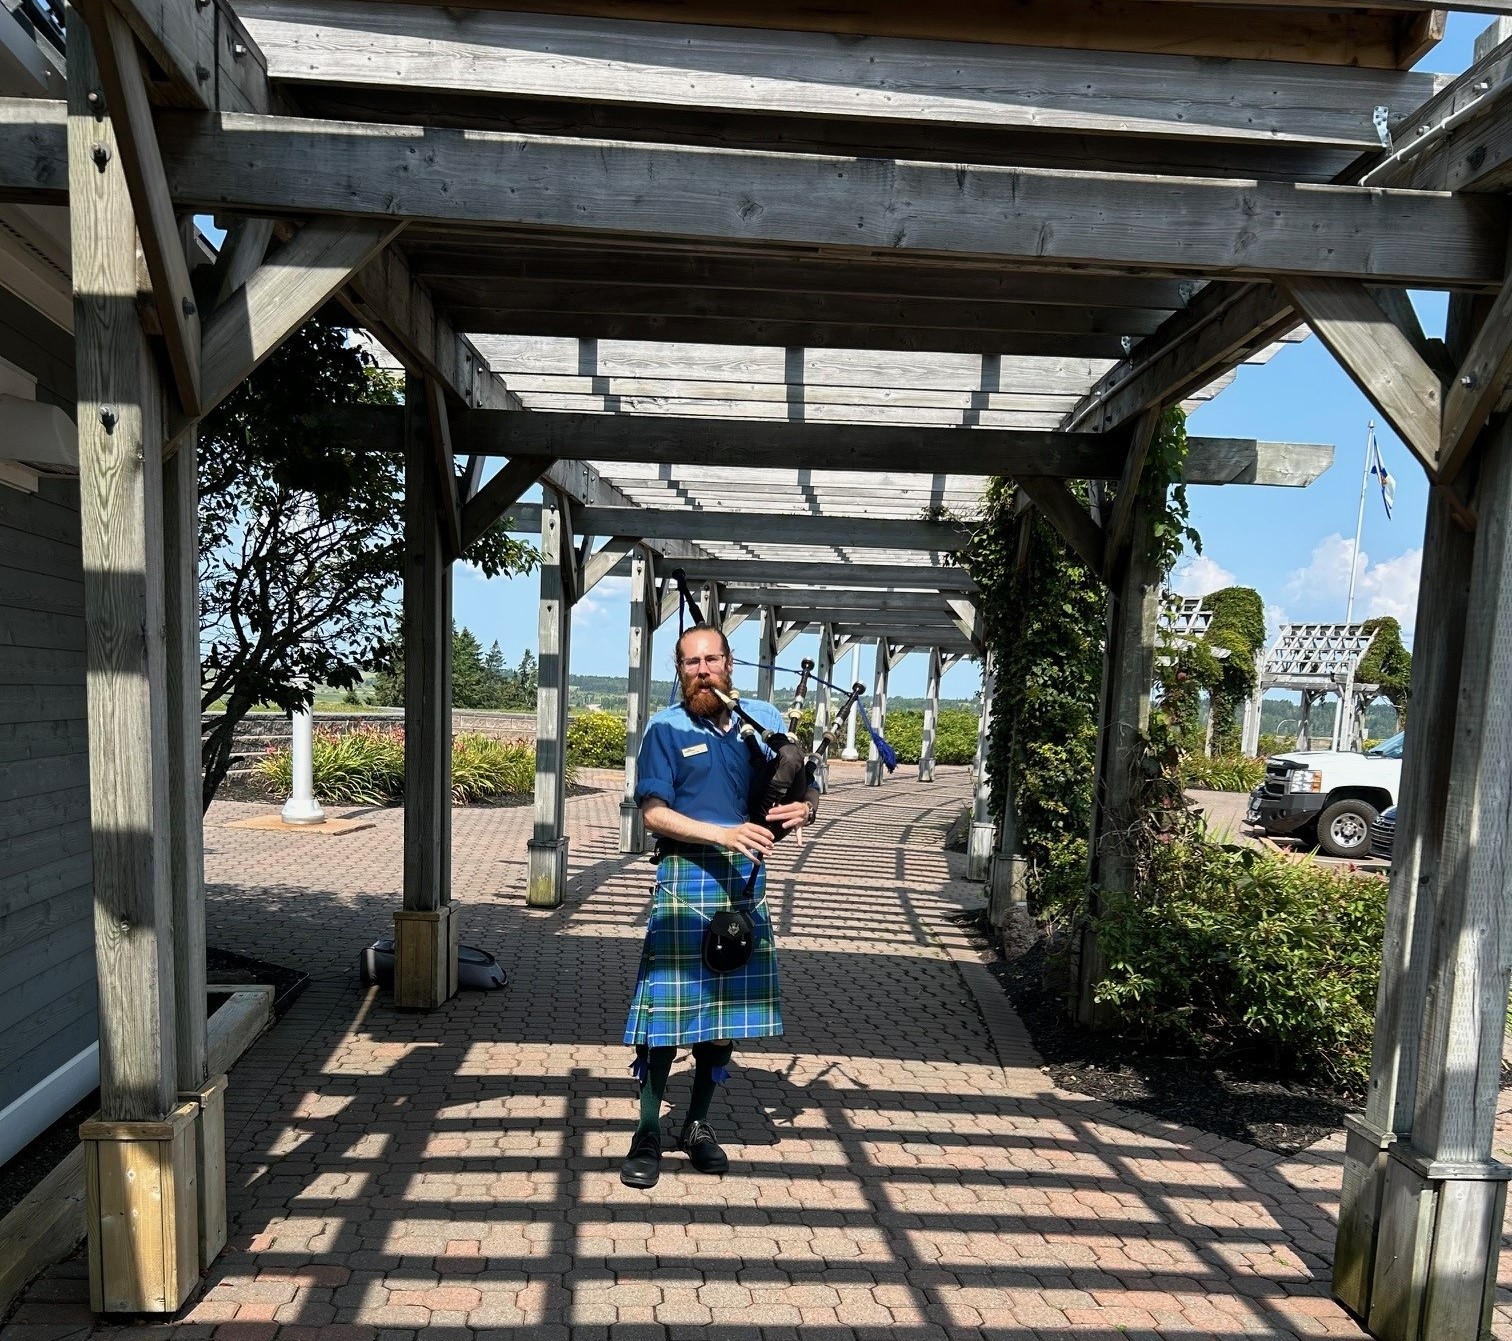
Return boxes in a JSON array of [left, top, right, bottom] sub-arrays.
[[966, 821, 995, 881], [1332, 1112, 1396, 1320], [526, 838, 570, 908], [619, 800, 646, 855], [393, 907, 459, 1008], [865, 757, 885, 786], [988, 851, 1030, 925], [1368, 1143, 1511, 1341], [82, 1102, 200, 1314], [918, 760, 936, 783], [179, 1075, 229, 1270]]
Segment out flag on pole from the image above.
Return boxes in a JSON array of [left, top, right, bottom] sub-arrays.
[[1369, 432, 1395, 520]]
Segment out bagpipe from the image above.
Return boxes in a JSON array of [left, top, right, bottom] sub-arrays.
[[669, 569, 887, 842]]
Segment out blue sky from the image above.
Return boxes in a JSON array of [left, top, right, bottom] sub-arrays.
[[258, 15, 1494, 704]]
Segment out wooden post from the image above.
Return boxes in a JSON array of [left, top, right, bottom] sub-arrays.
[[1333, 484, 1476, 1320], [396, 375, 456, 1007], [865, 636, 892, 788], [812, 623, 835, 792], [919, 646, 942, 782], [1297, 690, 1315, 749], [1077, 496, 1161, 1027], [988, 788, 1030, 924], [1367, 416, 1512, 1341], [528, 495, 572, 906], [620, 547, 653, 854], [1241, 686, 1264, 757], [967, 657, 996, 878], [756, 606, 777, 704], [69, 12, 197, 1310], [163, 424, 225, 1267]]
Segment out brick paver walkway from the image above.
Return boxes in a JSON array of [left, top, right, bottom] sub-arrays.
[[7, 763, 1511, 1339]]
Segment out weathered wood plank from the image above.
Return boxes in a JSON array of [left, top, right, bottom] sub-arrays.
[[0, 1144, 86, 1319], [652, 560, 977, 590], [276, 0, 1422, 70], [151, 111, 1509, 287], [101, 0, 216, 110], [458, 456, 553, 553], [401, 377, 451, 918], [1280, 277, 1442, 474], [445, 310, 1133, 359], [1067, 282, 1297, 432], [1015, 477, 1106, 574], [202, 216, 274, 314], [238, 1, 1442, 149], [0, 98, 67, 205], [69, 17, 178, 1123], [527, 495, 572, 907], [411, 246, 1192, 310], [1102, 409, 1161, 575], [423, 378, 463, 560], [89, 2, 202, 415], [0, 856, 93, 931], [1440, 270, 1512, 484], [0, 715, 88, 761], [190, 217, 403, 431]]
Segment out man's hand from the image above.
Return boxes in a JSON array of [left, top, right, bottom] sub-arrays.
[[765, 801, 811, 831], [721, 822, 777, 861]]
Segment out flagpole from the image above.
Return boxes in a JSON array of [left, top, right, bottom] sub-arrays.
[[1344, 421, 1373, 628]]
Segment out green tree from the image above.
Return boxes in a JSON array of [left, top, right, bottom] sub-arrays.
[[452, 627, 490, 709], [197, 321, 537, 807], [483, 640, 509, 707], [498, 649, 538, 710]]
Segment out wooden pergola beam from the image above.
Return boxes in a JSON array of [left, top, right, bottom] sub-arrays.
[[1016, 476, 1106, 573], [237, 1, 1442, 150], [103, 0, 216, 109], [652, 559, 977, 590], [423, 378, 463, 560], [458, 456, 553, 554], [1280, 277, 1443, 475], [1440, 271, 1512, 484], [126, 110, 1510, 288], [89, 3, 202, 415]]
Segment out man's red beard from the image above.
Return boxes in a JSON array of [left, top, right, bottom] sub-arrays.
[[682, 666, 733, 719]]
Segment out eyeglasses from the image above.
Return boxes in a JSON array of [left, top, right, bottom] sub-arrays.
[[679, 654, 728, 669]]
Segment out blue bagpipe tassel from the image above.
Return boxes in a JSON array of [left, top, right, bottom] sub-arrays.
[[867, 722, 899, 772], [711, 1065, 731, 1085]]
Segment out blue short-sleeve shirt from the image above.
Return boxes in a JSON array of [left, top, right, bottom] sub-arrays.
[[635, 699, 789, 826]]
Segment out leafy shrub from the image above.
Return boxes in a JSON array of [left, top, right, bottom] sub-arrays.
[[1095, 836, 1388, 1084], [451, 733, 545, 803], [253, 727, 403, 805], [567, 709, 627, 767], [1182, 753, 1265, 793], [882, 709, 979, 765], [1258, 733, 1294, 758], [253, 728, 563, 805]]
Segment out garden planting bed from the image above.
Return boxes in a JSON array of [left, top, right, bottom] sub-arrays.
[[951, 910, 1359, 1155]]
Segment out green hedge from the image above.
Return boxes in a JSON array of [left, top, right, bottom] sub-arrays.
[[252, 727, 564, 805], [1096, 838, 1388, 1083], [881, 709, 980, 765], [567, 709, 628, 767], [1182, 753, 1265, 793]]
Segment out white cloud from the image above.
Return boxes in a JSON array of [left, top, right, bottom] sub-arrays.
[[1171, 554, 1238, 598], [573, 574, 631, 625], [1282, 533, 1421, 634]]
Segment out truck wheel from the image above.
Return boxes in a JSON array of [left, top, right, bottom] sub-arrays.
[[1317, 799, 1377, 859]]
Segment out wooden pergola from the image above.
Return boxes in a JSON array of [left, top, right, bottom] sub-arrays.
[[4, 0, 1512, 1335]]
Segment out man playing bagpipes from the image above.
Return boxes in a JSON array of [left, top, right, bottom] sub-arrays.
[[619, 622, 819, 1189]]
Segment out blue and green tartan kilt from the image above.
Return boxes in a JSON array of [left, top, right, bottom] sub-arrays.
[[623, 848, 784, 1048]]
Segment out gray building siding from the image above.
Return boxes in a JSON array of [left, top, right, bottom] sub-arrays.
[[0, 282, 93, 1111]]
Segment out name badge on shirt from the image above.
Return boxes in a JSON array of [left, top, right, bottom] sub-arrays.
[[681, 742, 709, 757]]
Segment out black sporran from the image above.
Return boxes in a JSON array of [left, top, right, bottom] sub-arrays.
[[702, 905, 756, 973]]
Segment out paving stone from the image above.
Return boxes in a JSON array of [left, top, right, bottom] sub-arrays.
[[11, 767, 1482, 1339]]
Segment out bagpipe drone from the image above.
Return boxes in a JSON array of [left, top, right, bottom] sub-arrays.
[[669, 569, 892, 843]]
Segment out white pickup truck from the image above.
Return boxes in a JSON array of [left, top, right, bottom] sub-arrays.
[[1245, 731, 1404, 859]]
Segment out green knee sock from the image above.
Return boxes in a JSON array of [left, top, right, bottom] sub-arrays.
[[637, 1046, 676, 1136], [686, 1042, 734, 1126]]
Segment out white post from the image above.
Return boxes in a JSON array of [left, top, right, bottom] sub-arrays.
[[1242, 687, 1264, 757], [919, 646, 942, 782], [967, 657, 997, 879], [281, 699, 326, 825], [841, 644, 861, 760]]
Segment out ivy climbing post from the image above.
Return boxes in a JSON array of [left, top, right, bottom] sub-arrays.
[[967, 656, 997, 879]]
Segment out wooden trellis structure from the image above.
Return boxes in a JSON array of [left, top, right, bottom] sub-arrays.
[[2, 1, 1511, 1336], [1241, 622, 1384, 754]]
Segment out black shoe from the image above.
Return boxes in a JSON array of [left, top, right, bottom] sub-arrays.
[[620, 1127, 661, 1188], [677, 1120, 729, 1175]]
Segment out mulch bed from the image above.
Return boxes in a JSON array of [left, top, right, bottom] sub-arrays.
[[949, 910, 1359, 1156]]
